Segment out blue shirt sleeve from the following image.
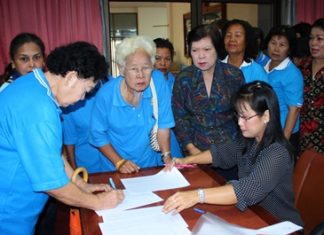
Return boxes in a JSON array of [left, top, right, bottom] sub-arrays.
[[152, 70, 175, 129], [281, 63, 304, 107], [89, 83, 113, 147]]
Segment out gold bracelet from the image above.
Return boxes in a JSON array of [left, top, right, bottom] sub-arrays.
[[115, 159, 126, 170]]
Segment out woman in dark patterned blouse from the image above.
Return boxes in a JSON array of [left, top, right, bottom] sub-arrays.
[[164, 81, 303, 227], [172, 24, 244, 180], [299, 18, 324, 154]]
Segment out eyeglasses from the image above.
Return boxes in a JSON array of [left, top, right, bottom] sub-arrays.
[[235, 113, 259, 121], [125, 66, 152, 75]]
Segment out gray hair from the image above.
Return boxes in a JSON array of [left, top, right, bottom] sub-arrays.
[[115, 36, 156, 69]]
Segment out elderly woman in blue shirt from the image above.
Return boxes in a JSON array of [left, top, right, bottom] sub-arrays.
[[89, 36, 174, 173]]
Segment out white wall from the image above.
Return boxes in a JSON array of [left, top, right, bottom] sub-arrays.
[[110, 3, 261, 66], [227, 4, 258, 26], [138, 7, 168, 39]]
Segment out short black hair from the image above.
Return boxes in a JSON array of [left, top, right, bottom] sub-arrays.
[[264, 25, 297, 58], [153, 38, 175, 60], [46, 41, 108, 82], [292, 22, 311, 38], [9, 32, 45, 60], [187, 24, 222, 55]]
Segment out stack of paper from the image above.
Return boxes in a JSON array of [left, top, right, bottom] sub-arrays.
[[96, 168, 191, 235], [99, 206, 191, 235], [96, 190, 163, 215]]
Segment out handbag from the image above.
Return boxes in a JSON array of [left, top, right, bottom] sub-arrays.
[[150, 78, 160, 151], [70, 167, 88, 235]]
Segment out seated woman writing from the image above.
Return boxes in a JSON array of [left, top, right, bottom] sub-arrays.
[[163, 81, 303, 227]]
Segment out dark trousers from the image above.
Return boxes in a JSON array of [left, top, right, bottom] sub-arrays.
[[34, 198, 57, 235]]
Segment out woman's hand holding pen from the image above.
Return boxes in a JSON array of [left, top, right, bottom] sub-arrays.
[[95, 189, 124, 210], [80, 182, 112, 193]]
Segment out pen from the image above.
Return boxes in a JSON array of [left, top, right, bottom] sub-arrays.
[[193, 207, 206, 214], [109, 177, 116, 189]]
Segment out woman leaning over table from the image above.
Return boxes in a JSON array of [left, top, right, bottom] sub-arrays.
[[89, 36, 174, 174], [164, 81, 303, 227], [299, 18, 324, 154]]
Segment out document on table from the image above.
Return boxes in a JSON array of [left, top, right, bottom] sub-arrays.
[[120, 167, 190, 192], [191, 212, 303, 235], [99, 205, 191, 235], [96, 190, 163, 216]]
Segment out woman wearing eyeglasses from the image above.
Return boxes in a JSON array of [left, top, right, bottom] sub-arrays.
[[164, 81, 303, 228], [89, 36, 174, 173]]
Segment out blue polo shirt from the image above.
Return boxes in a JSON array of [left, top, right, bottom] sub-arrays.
[[265, 58, 304, 133], [255, 51, 270, 67], [62, 95, 115, 173], [89, 69, 175, 168], [0, 68, 69, 235], [222, 56, 268, 83]]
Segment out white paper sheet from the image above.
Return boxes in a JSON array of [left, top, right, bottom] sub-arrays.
[[99, 205, 191, 235], [96, 190, 163, 216], [120, 167, 190, 192], [256, 221, 303, 235], [192, 212, 303, 235]]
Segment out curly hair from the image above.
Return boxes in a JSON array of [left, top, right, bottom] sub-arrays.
[[46, 41, 108, 82], [115, 36, 156, 69]]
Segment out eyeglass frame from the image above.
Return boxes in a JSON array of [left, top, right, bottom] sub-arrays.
[[235, 113, 259, 122], [124, 66, 153, 75]]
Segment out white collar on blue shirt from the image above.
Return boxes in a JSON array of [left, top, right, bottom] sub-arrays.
[[221, 55, 251, 68], [264, 57, 291, 73], [33, 68, 60, 107]]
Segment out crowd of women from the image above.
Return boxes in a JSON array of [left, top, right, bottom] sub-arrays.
[[0, 17, 323, 234]]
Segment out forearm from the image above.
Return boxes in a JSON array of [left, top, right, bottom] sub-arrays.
[[185, 143, 201, 155], [204, 184, 237, 205], [182, 150, 213, 164], [99, 143, 122, 165], [64, 145, 77, 169], [157, 128, 170, 154], [163, 184, 237, 213], [284, 106, 300, 139], [48, 182, 100, 210]]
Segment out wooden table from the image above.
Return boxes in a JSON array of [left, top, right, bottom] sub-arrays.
[[64, 165, 279, 235]]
